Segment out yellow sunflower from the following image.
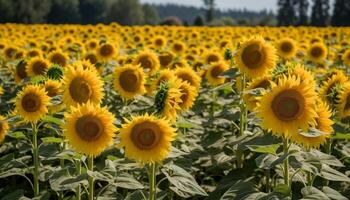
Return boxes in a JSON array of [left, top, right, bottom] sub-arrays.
[[158, 51, 175, 68], [62, 65, 104, 107], [290, 101, 333, 149], [244, 75, 272, 111], [203, 51, 223, 64], [113, 64, 146, 100], [286, 63, 316, 87], [174, 66, 201, 89], [150, 69, 174, 92], [63, 102, 116, 156], [307, 43, 327, 64], [235, 36, 277, 79], [14, 60, 28, 83], [276, 38, 298, 59], [336, 83, 350, 118], [43, 79, 62, 97], [205, 62, 229, 86], [0, 115, 9, 143], [133, 50, 160, 75], [48, 50, 69, 67], [319, 73, 348, 106], [26, 57, 50, 77], [257, 75, 317, 137], [342, 49, 350, 66], [118, 114, 176, 163], [153, 36, 167, 49], [178, 81, 198, 111], [15, 85, 50, 123], [98, 43, 117, 60]]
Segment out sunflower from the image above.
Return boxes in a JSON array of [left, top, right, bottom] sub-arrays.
[[336, 83, 350, 118], [118, 114, 176, 163], [0, 115, 9, 143], [133, 50, 160, 75], [203, 51, 223, 64], [342, 49, 350, 66], [63, 102, 116, 156], [178, 80, 198, 111], [235, 36, 277, 79], [286, 63, 316, 87], [98, 43, 117, 60], [171, 41, 186, 55], [14, 60, 28, 83], [174, 66, 201, 89], [290, 101, 333, 149], [153, 36, 167, 49], [43, 79, 62, 97], [205, 62, 229, 86], [15, 85, 50, 123], [319, 73, 348, 106], [62, 65, 104, 107], [307, 43, 327, 64], [158, 51, 175, 68], [113, 64, 146, 100], [276, 38, 298, 59], [244, 76, 272, 111], [26, 48, 43, 58], [155, 79, 183, 122], [257, 75, 317, 137], [26, 57, 50, 77], [150, 69, 174, 92], [0, 86, 3, 96], [72, 60, 98, 74], [83, 52, 99, 65], [48, 50, 69, 67]]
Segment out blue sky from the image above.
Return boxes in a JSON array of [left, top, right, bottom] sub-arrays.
[[140, 0, 278, 11]]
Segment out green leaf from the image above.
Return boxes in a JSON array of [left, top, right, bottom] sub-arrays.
[[113, 173, 144, 190], [273, 184, 291, 196], [220, 180, 258, 200], [0, 153, 14, 168], [8, 131, 26, 139], [41, 137, 63, 144], [332, 133, 350, 140], [301, 186, 330, 200], [322, 186, 348, 200], [255, 154, 278, 170], [246, 144, 280, 155], [0, 168, 26, 179], [0, 189, 28, 200], [162, 164, 208, 198], [220, 67, 239, 79], [42, 115, 63, 126], [320, 164, 350, 182]]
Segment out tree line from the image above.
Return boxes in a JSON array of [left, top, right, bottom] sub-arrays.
[[278, 0, 350, 26]]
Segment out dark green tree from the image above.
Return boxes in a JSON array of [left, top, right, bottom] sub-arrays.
[[295, 0, 309, 25], [0, 0, 17, 23], [311, 0, 330, 26], [203, 0, 215, 22], [331, 0, 350, 26], [277, 0, 297, 26], [142, 4, 159, 25], [46, 0, 81, 24], [193, 15, 205, 26], [79, 0, 107, 24], [106, 0, 144, 25]]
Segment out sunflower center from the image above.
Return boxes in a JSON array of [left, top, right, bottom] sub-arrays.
[[85, 54, 98, 64], [159, 53, 173, 67], [177, 73, 194, 86], [100, 44, 114, 57], [69, 77, 92, 103], [16, 61, 28, 79], [174, 44, 183, 52], [131, 121, 161, 150], [256, 80, 270, 89], [311, 47, 323, 58], [155, 39, 164, 46], [271, 90, 304, 121], [207, 55, 219, 63], [51, 54, 66, 67], [344, 94, 350, 110], [46, 86, 58, 97], [33, 61, 48, 75], [138, 56, 153, 71], [75, 115, 103, 142], [21, 93, 41, 113], [119, 70, 140, 92], [281, 42, 292, 53], [241, 43, 264, 69], [210, 65, 225, 78], [180, 87, 189, 105]]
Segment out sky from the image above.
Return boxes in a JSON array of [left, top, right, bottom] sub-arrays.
[[140, 0, 278, 11]]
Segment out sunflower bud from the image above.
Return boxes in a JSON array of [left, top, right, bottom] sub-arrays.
[[224, 48, 232, 60], [154, 82, 169, 115], [47, 65, 63, 80]]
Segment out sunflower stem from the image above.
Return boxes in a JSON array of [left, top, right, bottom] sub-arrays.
[[149, 163, 157, 200], [59, 142, 66, 200], [76, 159, 82, 200], [88, 156, 94, 200], [283, 137, 290, 188], [266, 169, 271, 193], [32, 123, 40, 197], [237, 74, 246, 168]]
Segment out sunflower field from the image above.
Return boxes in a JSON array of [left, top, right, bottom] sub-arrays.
[[1, 24, 350, 200]]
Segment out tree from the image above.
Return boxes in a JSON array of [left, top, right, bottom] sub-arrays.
[[331, 0, 350, 26], [160, 16, 182, 26], [193, 15, 205, 26], [46, 0, 81, 24], [106, 0, 144, 25], [203, 0, 215, 22], [295, 0, 309, 25], [142, 4, 159, 25], [277, 0, 297, 26], [79, 0, 107, 24], [311, 0, 330, 26]]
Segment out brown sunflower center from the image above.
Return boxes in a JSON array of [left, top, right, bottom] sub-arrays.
[[281, 42, 293, 53], [177, 73, 194, 86], [180, 87, 189, 105], [174, 44, 183, 52], [45, 86, 58, 97], [51, 53, 67, 67], [100, 44, 114, 57], [155, 39, 164, 46], [310, 47, 323, 58], [210, 65, 225, 78], [131, 121, 161, 150], [21, 93, 41, 113], [271, 90, 304, 121], [85, 54, 98, 64], [32, 61, 48, 75], [207, 55, 219, 64], [75, 115, 103, 141], [69, 77, 92, 103], [138, 56, 153, 72], [256, 80, 270, 89], [16, 61, 28, 79], [241, 43, 264, 69], [28, 51, 40, 57], [119, 70, 140, 92], [159, 53, 173, 67], [344, 94, 350, 110]]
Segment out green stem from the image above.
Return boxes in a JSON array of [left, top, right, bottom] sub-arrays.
[[76, 160, 82, 200], [237, 75, 246, 168], [324, 138, 332, 186], [149, 163, 156, 200], [283, 137, 290, 188], [307, 171, 313, 186], [88, 156, 94, 200], [32, 123, 40, 197], [59, 142, 66, 200], [266, 169, 270, 193]]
